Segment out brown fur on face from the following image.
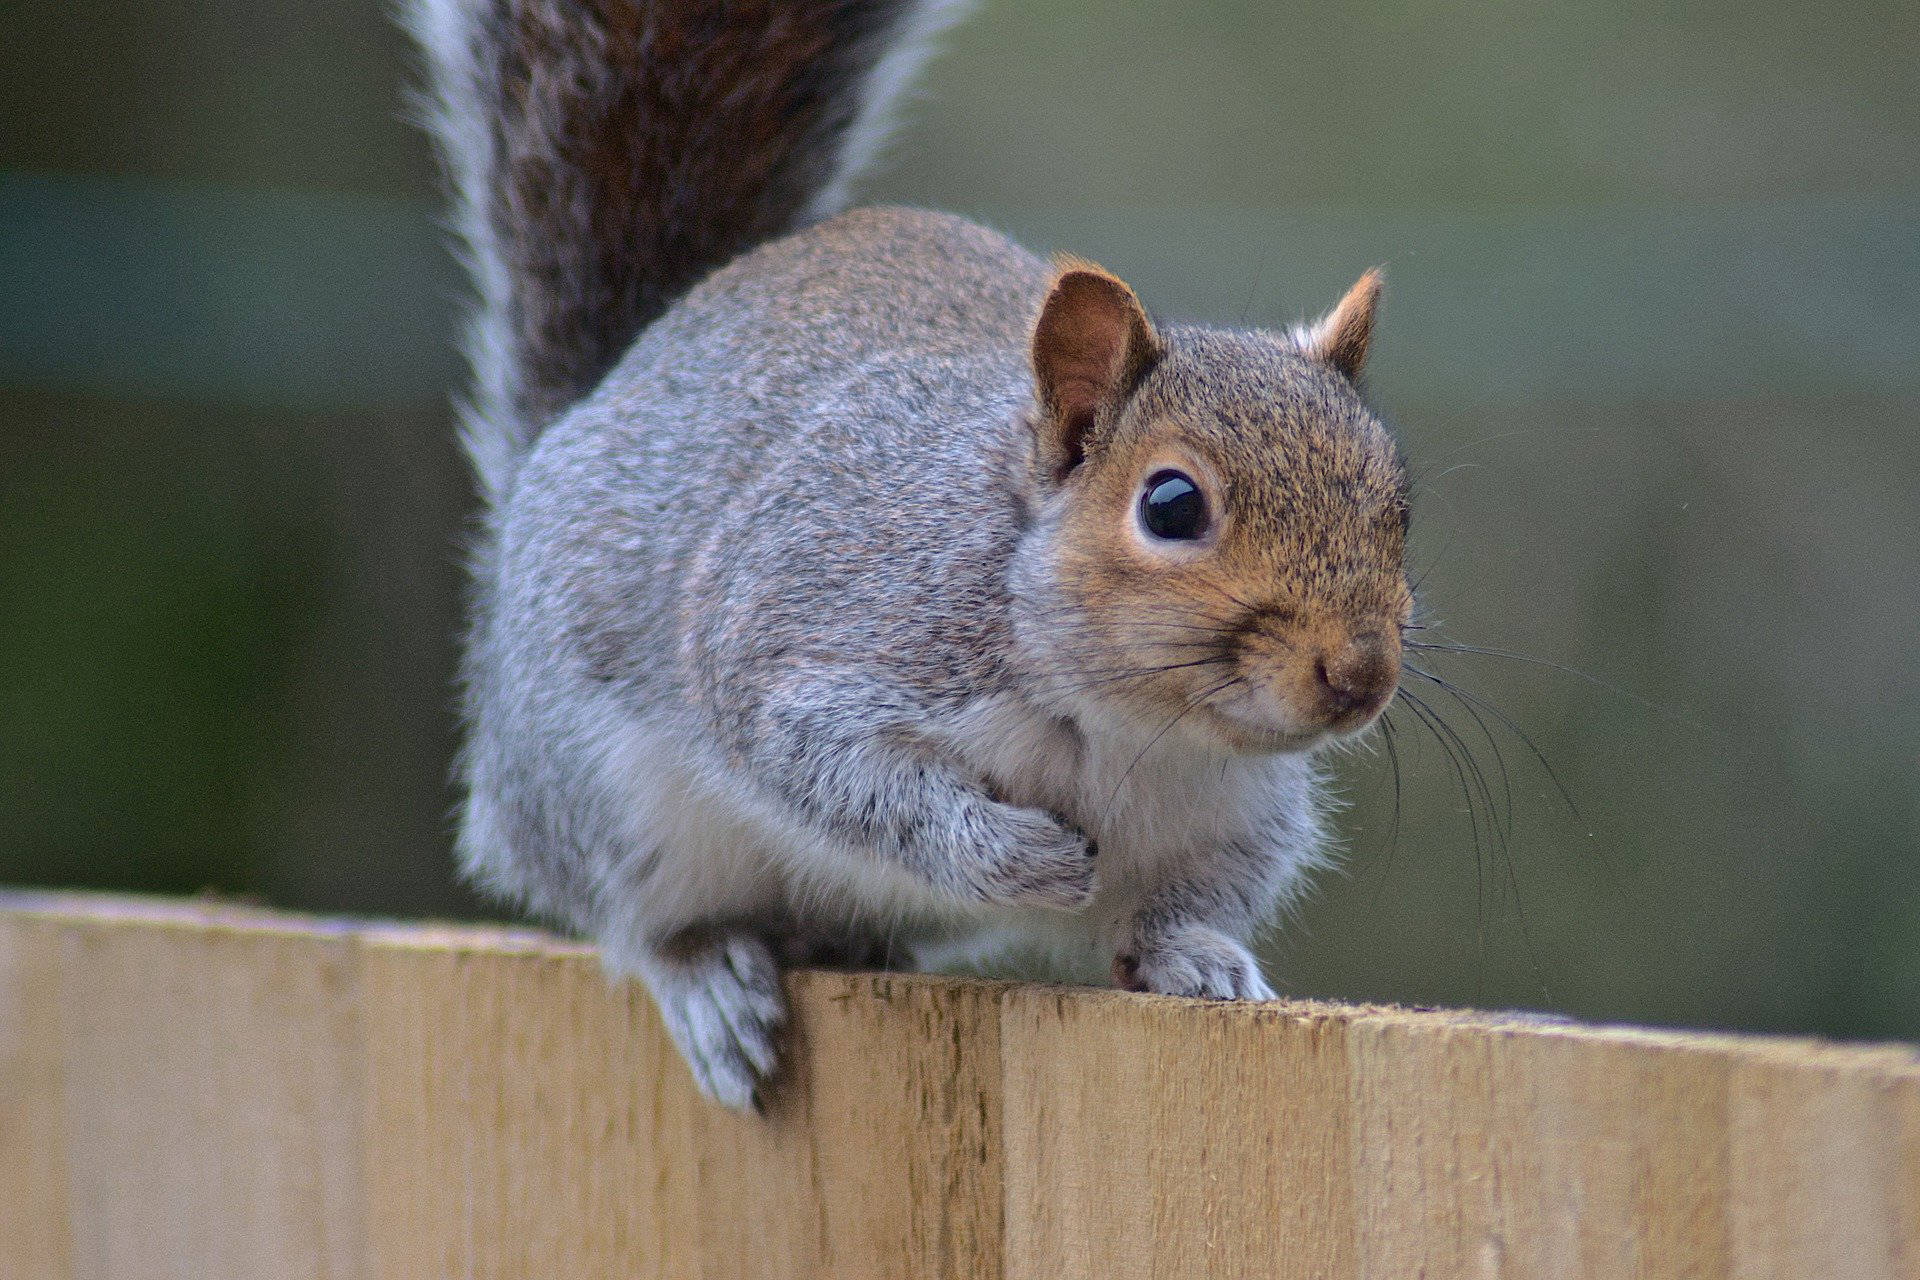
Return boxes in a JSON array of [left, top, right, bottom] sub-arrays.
[[1038, 320, 1411, 753]]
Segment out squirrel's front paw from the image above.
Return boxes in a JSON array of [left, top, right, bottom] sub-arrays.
[[963, 806, 1098, 911], [1114, 924, 1275, 1000]]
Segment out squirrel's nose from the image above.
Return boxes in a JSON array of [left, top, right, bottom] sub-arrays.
[[1312, 633, 1397, 720]]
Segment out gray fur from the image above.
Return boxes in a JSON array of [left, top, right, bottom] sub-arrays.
[[468, 207, 1384, 1105], [412, 3, 1409, 1109]]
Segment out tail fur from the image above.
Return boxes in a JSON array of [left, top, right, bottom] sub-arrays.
[[406, 0, 971, 500]]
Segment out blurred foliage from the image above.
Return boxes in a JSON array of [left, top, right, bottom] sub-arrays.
[[1, 0, 1914, 1038], [0, 393, 318, 893]]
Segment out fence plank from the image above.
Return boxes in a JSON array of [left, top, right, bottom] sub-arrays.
[[1728, 1047, 1920, 1279], [1000, 990, 1357, 1277], [359, 929, 691, 1279], [3, 893, 1917, 1280], [358, 927, 1005, 1280], [0, 913, 73, 1280], [25, 899, 368, 1280]]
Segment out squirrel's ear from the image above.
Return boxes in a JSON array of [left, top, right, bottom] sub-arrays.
[[1293, 269, 1382, 381], [1031, 261, 1163, 477]]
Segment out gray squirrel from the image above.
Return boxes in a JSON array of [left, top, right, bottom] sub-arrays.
[[407, 0, 1411, 1109]]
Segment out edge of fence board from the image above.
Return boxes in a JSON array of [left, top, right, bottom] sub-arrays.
[[3, 890, 1915, 1280]]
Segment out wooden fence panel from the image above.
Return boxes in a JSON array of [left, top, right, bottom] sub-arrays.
[[357, 931, 1005, 1280], [2, 892, 1916, 1279], [0, 912, 71, 1280], [47, 905, 367, 1280]]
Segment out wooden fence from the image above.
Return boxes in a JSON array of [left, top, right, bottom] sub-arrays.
[[3, 891, 1916, 1278]]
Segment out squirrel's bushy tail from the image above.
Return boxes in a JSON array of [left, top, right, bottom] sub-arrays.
[[407, 0, 970, 500]]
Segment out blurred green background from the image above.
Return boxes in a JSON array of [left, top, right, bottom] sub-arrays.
[[3, 1, 1915, 1040]]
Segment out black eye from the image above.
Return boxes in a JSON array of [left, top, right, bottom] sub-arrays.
[[1139, 469, 1208, 541]]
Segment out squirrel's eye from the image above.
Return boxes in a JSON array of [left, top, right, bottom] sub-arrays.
[[1140, 470, 1208, 541]]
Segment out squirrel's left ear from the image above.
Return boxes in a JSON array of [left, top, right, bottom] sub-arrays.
[[1031, 260, 1163, 479], [1293, 269, 1382, 381]]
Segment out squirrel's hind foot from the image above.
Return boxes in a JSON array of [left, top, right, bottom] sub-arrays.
[[635, 928, 788, 1111]]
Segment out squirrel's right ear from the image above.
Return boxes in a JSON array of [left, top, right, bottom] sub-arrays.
[[1293, 269, 1382, 382], [1030, 262, 1163, 478]]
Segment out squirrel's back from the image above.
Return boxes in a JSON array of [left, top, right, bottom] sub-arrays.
[[612, 205, 1050, 426], [408, 0, 974, 501], [509, 204, 1052, 699]]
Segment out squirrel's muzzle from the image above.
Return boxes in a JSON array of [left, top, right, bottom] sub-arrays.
[[1312, 630, 1399, 727], [1208, 617, 1402, 750]]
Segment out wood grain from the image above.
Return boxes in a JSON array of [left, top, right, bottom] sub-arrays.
[[2, 892, 1915, 1280]]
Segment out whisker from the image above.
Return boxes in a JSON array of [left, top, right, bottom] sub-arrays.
[[1408, 661, 1629, 915], [1035, 655, 1234, 697], [1034, 654, 1228, 678], [1404, 665, 1514, 843], [1408, 529, 1457, 596], [1394, 689, 1486, 965], [1215, 586, 1264, 616], [1400, 683, 1551, 1001], [1397, 685, 1551, 1005], [1379, 712, 1405, 860], [1107, 638, 1245, 652], [1405, 425, 1601, 492], [1024, 601, 1230, 625], [1364, 709, 1406, 910], [1404, 639, 1697, 728], [1399, 688, 1501, 853], [1404, 663, 1580, 820]]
